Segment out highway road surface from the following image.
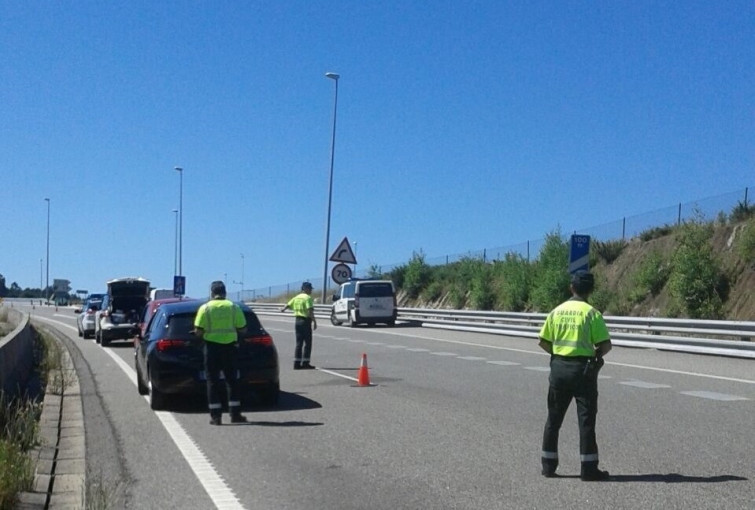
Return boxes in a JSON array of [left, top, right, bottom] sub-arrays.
[[13, 301, 755, 509]]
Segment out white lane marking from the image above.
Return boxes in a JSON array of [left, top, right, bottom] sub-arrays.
[[487, 361, 520, 366], [523, 366, 550, 372], [598, 375, 612, 379], [620, 380, 672, 389], [33, 316, 246, 510], [406, 348, 430, 352], [430, 352, 457, 356], [318, 368, 359, 383], [313, 326, 755, 386], [103, 346, 246, 510], [680, 391, 748, 401], [384, 345, 407, 349], [365, 342, 385, 346], [458, 356, 486, 361]]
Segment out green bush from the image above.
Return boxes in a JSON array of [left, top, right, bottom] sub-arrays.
[[493, 253, 530, 311], [592, 239, 627, 264], [588, 275, 615, 313], [421, 281, 443, 303], [530, 230, 570, 312], [633, 249, 670, 298], [0, 439, 33, 509], [730, 200, 755, 223], [402, 251, 432, 300], [469, 271, 495, 310], [639, 224, 674, 242], [668, 217, 725, 319], [736, 217, 755, 265]]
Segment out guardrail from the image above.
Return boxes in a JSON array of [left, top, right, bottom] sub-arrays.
[[249, 303, 755, 359], [0, 307, 36, 397]]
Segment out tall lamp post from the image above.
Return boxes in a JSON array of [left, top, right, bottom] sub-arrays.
[[234, 253, 244, 301], [322, 71, 340, 302], [44, 198, 50, 303], [174, 167, 183, 277], [172, 209, 179, 277]]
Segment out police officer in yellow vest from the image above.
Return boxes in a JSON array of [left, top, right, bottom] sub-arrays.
[[538, 271, 612, 481], [280, 281, 317, 370], [194, 281, 247, 426]]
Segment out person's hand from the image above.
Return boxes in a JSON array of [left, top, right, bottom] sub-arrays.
[[312, 322, 317, 331]]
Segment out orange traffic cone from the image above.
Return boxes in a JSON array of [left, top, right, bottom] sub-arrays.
[[357, 353, 371, 387]]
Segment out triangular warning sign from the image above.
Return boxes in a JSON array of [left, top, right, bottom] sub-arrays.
[[329, 237, 357, 264]]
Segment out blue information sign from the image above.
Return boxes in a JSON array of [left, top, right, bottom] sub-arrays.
[[173, 275, 186, 296], [569, 235, 591, 274]]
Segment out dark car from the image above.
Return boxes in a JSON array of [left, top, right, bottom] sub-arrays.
[[133, 297, 196, 348], [134, 300, 280, 410]]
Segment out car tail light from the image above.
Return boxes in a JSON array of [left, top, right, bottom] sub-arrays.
[[354, 293, 360, 309], [243, 334, 273, 346], [156, 339, 188, 352]]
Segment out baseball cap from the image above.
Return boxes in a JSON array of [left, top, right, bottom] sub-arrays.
[[301, 281, 313, 290], [570, 271, 594, 293], [210, 281, 227, 296]]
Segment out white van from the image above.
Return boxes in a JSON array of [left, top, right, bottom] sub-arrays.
[[330, 279, 397, 327], [150, 288, 174, 301]]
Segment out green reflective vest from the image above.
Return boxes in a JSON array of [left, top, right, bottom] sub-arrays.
[[287, 293, 313, 318], [194, 299, 246, 344], [539, 298, 610, 356]]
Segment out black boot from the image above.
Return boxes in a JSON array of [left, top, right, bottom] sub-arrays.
[[581, 462, 610, 481], [209, 415, 222, 426]]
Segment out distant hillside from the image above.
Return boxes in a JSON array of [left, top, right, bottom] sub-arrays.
[[393, 213, 755, 321]]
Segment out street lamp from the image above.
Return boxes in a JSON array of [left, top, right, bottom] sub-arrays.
[[322, 71, 340, 302], [174, 167, 183, 277], [234, 253, 244, 301], [172, 209, 179, 277], [44, 198, 50, 303]]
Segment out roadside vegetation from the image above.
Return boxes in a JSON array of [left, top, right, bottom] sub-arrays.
[[381, 202, 755, 320]]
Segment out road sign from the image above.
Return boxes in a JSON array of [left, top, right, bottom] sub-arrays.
[[329, 237, 357, 264], [331, 263, 352, 284], [569, 235, 591, 274], [173, 275, 186, 296]]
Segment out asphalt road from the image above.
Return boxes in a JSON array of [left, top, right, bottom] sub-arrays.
[[16, 302, 755, 510]]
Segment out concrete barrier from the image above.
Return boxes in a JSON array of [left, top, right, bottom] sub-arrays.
[[0, 308, 35, 398]]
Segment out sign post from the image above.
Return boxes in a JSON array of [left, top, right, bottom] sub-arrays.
[[569, 235, 591, 274], [173, 275, 186, 297]]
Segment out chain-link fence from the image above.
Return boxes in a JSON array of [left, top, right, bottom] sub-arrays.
[[245, 186, 753, 302]]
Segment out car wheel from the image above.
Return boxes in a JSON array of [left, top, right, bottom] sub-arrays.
[[136, 362, 149, 396], [330, 310, 342, 326], [149, 372, 167, 410], [387, 320, 396, 327], [101, 335, 111, 347], [349, 312, 357, 328], [95, 330, 101, 344], [258, 382, 280, 407], [77, 327, 83, 338]]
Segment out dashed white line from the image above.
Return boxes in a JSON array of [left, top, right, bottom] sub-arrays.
[[620, 380, 672, 389], [680, 391, 748, 401]]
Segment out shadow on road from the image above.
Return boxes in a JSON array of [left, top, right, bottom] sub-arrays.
[[608, 473, 748, 483]]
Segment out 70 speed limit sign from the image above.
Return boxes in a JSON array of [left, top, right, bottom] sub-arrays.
[[331, 263, 352, 284]]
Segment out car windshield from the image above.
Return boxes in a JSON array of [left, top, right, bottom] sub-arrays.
[[342, 284, 355, 299], [358, 283, 393, 298]]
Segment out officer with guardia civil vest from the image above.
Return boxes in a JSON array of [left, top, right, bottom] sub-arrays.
[[538, 270, 612, 481], [194, 281, 247, 426], [280, 281, 317, 369]]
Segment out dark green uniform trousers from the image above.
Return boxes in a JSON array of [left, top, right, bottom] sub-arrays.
[[541, 355, 602, 475]]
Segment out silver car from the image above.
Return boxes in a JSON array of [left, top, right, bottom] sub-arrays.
[[75, 294, 105, 339]]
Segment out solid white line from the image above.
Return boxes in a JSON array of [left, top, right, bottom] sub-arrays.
[[33, 316, 246, 510]]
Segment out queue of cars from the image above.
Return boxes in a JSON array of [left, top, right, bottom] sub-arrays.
[[74, 277, 280, 410]]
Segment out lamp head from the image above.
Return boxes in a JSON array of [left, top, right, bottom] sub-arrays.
[[325, 72, 340, 80]]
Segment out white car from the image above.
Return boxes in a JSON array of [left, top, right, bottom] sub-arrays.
[[330, 279, 397, 327], [75, 293, 105, 339], [95, 277, 151, 346]]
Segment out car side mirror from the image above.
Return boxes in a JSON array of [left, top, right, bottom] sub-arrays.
[[74, 308, 82, 314], [331, 294, 338, 302]]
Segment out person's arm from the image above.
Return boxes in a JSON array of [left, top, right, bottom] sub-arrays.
[[538, 338, 553, 354], [280, 304, 289, 313], [595, 339, 612, 358], [308, 303, 317, 330]]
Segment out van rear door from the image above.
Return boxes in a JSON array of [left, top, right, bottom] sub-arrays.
[[355, 282, 395, 320]]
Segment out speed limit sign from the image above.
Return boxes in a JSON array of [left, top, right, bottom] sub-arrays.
[[331, 263, 352, 284]]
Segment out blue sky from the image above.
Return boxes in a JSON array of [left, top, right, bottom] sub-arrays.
[[1, 1, 753, 300]]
